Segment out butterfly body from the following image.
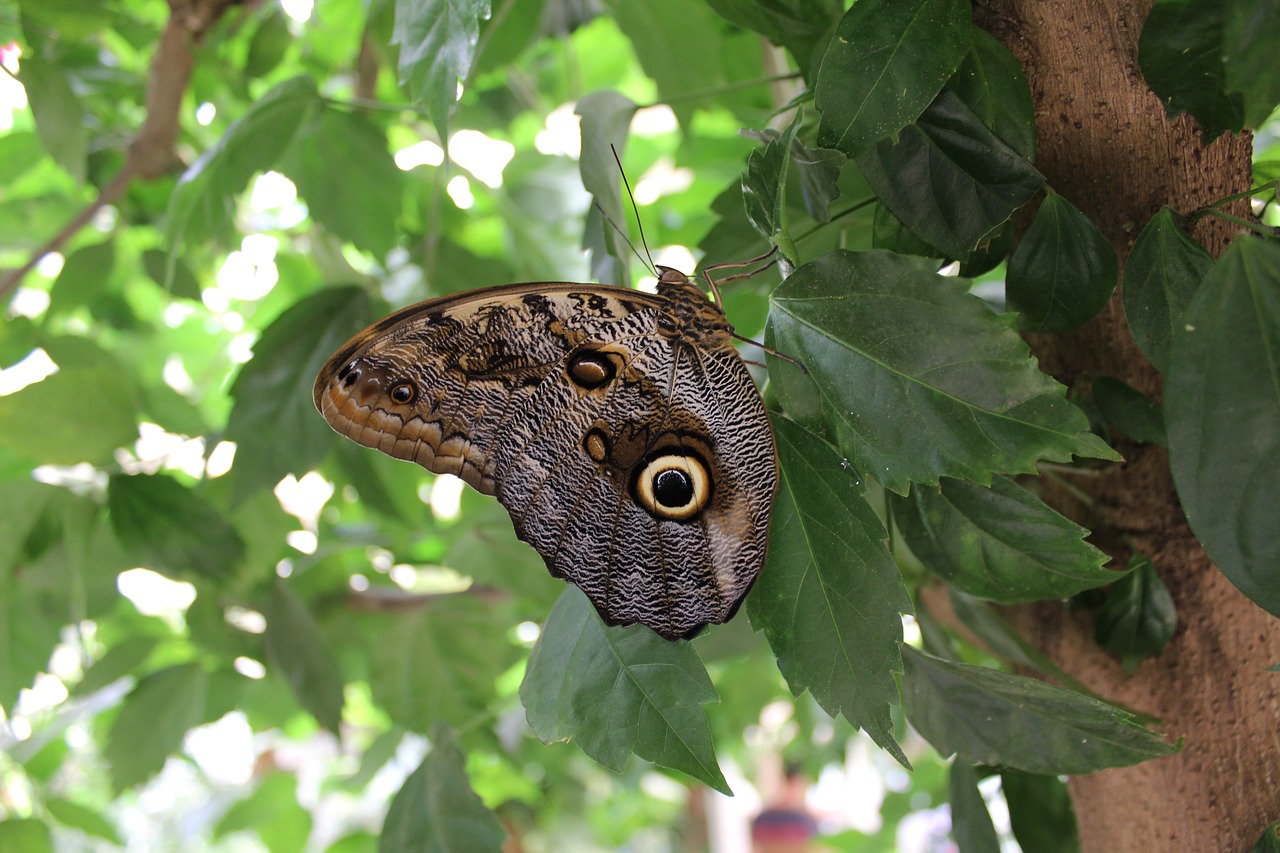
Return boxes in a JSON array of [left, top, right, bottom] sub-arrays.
[[314, 272, 776, 639]]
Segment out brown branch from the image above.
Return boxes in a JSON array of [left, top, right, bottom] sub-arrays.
[[0, 0, 240, 299], [346, 585, 510, 613]]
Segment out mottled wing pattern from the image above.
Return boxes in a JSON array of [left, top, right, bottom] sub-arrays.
[[314, 279, 777, 639]]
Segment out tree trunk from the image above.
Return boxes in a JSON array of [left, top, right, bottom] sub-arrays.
[[972, 1, 1280, 851]]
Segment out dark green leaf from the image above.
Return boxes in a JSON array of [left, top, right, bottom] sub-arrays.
[[264, 582, 346, 732], [0, 366, 138, 466], [105, 663, 208, 791], [892, 475, 1113, 602], [1007, 193, 1117, 333], [0, 481, 59, 712], [214, 773, 312, 853], [380, 726, 506, 853], [1092, 377, 1168, 446], [225, 285, 373, 503], [1252, 821, 1280, 853], [748, 417, 910, 765], [791, 136, 844, 223], [393, 0, 491, 134], [1224, 0, 1280, 126], [108, 473, 245, 581], [1123, 207, 1213, 372], [0, 819, 53, 853], [18, 56, 86, 183], [1001, 770, 1081, 853], [366, 600, 516, 732], [165, 76, 320, 255], [521, 587, 730, 793], [767, 250, 1118, 495], [1138, 0, 1243, 142], [949, 762, 1000, 853], [815, 0, 971, 156], [857, 91, 1044, 259], [1167, 237, 1280, 618], [742, 112, 802, 245], [245, 7, 293, 78], [1095, 554, 1177, 671], [278, 109, 404, 257], [901, 646, 1178, 774], [45, 798, 123, 845], [141, 248, 201, 300], [945, 26, 1036, 161], [871, 203, 943, 258]]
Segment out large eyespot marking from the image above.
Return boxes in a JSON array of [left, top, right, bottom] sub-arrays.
[[567, 350, 618, 390], [633, 452, 712, 521], [389, 382, 416, 405]]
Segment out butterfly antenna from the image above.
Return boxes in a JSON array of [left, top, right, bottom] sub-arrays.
[[593, 200, 658, 276], [610, 144, 659, 274]]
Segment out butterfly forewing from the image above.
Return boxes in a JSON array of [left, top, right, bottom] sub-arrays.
[[313, 277, 777, 639]]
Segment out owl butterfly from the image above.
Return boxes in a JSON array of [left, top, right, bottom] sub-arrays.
[[313, 255, 778, 640]]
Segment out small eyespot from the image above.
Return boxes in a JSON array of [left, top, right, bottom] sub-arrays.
[[567, 350, 618, 390], [583, 429, 610, 464], [389, 382, 416, 405], [633, 452, 712, 521]]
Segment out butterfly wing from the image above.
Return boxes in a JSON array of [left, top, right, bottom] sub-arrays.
[[314, 281, 776, 639]]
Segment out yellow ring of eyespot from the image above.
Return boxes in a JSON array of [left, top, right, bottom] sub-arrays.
[[634, 453, 711, 521]]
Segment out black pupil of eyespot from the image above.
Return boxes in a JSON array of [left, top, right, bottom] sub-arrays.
[[392, 384, 412, 402], [653, 468, 693, 508]]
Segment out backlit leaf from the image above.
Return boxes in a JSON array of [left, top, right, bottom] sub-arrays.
[[742, 112, 802, 245], [901, 646, 1178, 774], [264, 582, 345, 732], [105, 662, 208, 791], [393, 0, 491, 134], [767, 250, 1118, 495], [214, 773, 312, 853], [521, 587, 730, 793], [0, 366, 138, 466], [1223, 0, 1280, 127], [0, 820, 53, 853], [18, 56, 86, 183], [45, 798, 122, 845], [108, 473, 245, 582], [380, 726, 505, 853], [1167, 237, 1280, 618], [748, 417, 911, 766]]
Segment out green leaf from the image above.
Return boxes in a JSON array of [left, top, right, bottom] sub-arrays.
[[1252, 821, 1280, 853], [1095, 554, 1177, 671], [393, 0, 492, 134], [705, 0, 841, 76], [767, 249, 1118, 495], [1123, 207, 1214, 372], [871, 203, 943, 258], [815, 0, 971, 156], [214, 773, 312, 853], [892, 475, 1114, 603], [225, 285, 374, 503], [742, 112, 802, 246], [576, 90, 638, 283], [857, 91, 1044, 260], [1224, 0, 1280, 127], [1167, 237, 1280, 618], [46, 239, 116, 319], [105, 662, 208, 791], [245, 7, 293, 79], [1001, 770, 1081, 853], [380, 726, 506, 853], [0, 485, 61, 713], [1138, 0, 1243, 142], [521, 587, 730, 793], [18, 56, 87, 183], [366, 600, 516, 732], [1092, 377, 1168, 446], [264, 582, 345, 733], [45, 798, 123, 845], [165, 76, 320, 255], [747, 417, 910, 766], [901, 646, 1178, 774], [948, 762, 1000, 853], [108, 473, 245, 581], [1007, 193, 1118, 333], [277, 109, 404, 257], [71, 634, 159, 697], [0, 819, 53, 853], [945, 26, 1037, 161], [791, 137, 844, 224], [0, 365, 138, 466]]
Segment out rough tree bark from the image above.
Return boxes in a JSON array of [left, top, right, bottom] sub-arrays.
[[971, 1, 1280, 851]]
